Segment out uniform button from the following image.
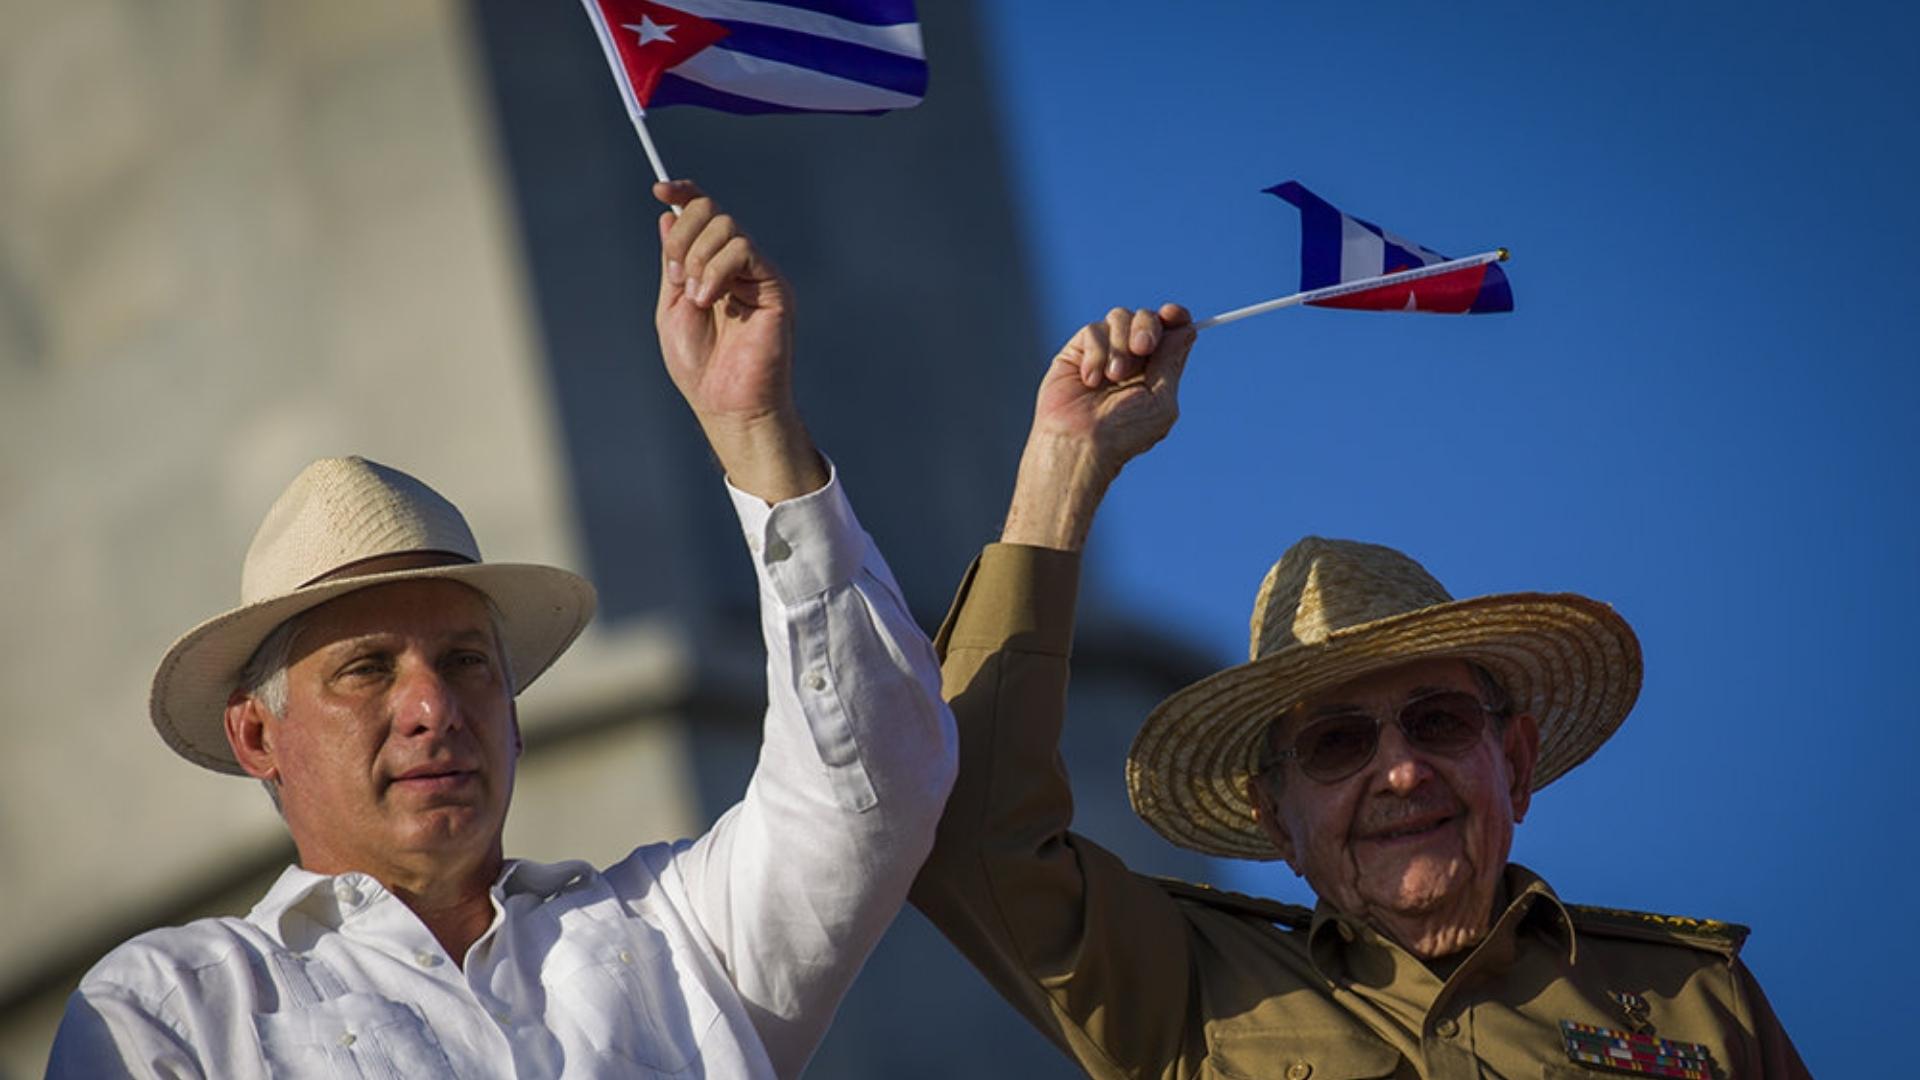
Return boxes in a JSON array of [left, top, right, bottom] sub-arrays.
[[765, 537, 792, 562], [1435, 1018, 1459, 1038], [332, 881, 362, 907], [338, 1031, 357, 1047], [617, 949, 634, 965], [747, 534, 762, 554], [804, 671, 827, 692], [414, 950, 439, 968], [1285, 1063, 1312, 1080]]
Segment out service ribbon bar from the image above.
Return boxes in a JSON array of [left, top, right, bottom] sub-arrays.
[[1559, 1020, 1716, 1079]]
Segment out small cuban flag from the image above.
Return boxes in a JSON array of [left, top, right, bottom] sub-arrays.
[[581, 0, 927, 118], [1267, 180, 1513, 314]]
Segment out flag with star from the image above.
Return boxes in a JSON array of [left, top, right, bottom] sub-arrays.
[[581, 0, 927, 117]]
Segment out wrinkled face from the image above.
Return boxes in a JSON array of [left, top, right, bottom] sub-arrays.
[[1251, 658, 1537, 931], [251, 579, 518, 879]]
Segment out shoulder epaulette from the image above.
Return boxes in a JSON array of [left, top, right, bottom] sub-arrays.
[[1150, 876, 1313, 931], [1566, 903, 1750, 958]]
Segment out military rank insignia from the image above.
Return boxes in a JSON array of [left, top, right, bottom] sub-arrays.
[[1559, 1020, 1717, 1078]]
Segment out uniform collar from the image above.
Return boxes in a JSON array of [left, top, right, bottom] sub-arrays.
[[1305, 862, 1579, 990]]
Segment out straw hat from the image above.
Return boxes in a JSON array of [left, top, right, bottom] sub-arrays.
[[150, 457, 596, 775], [1126, 537, 1640, 860]]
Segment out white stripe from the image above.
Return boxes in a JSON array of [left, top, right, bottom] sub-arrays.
[[1339, 217, 1385, 282], [668, 0, 924, 58], [671, 46, 922, 110]]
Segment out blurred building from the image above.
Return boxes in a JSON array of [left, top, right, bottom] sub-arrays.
[[0, 1, 1214, 1075]]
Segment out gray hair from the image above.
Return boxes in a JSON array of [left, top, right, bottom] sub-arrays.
[[234, 586, 516, 814]]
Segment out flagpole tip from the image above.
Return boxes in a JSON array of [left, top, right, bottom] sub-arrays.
[[1496, 247, 1510, 262]]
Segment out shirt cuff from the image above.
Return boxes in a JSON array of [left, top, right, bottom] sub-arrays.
[[725, 460, 867, 607], [936, 543, 1082, 658]]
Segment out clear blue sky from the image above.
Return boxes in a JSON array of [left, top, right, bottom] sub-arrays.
[[976, 1, 1918, 1072]]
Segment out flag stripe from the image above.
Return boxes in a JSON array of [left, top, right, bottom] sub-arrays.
[[1271, 182, 1346, 291], [668, 0, 924, 54], [1339, 218, 1385, 286], [705, 22, 927, 97], [656, 46, 922, 111], [1469, 262, 1513, 312]]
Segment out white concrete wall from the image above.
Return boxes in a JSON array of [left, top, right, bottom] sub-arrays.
[[0, 1, 699, 1070]]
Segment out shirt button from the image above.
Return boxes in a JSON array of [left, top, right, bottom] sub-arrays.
[[338, 1031, 357, 1047], [1285, 1064, 1312, 1080], [1436, 1018, 1460, 1038], [1335, 922, 1355, 943], [332, 881, 362, 907], [492, 1008, 511, 1024], [765, 536, 792, 562], [414, 950, 439, 968], [804, 671, 827, 692], [617, 949, 634, 965], [747, 534, 762, 554]]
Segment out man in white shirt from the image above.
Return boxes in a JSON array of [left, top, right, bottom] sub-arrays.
[[48, 181, 958, 1079]]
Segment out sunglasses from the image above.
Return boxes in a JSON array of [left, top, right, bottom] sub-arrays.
[[1263, 690, 1500, 784]]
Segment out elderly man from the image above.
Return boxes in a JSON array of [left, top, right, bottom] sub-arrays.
[[911, 305, 1807, 1078], [49, 182, 956, 1078]]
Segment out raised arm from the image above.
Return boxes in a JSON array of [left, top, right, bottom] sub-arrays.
[[641, 181, 957, 1078], [911, 306, 1216, 1078]]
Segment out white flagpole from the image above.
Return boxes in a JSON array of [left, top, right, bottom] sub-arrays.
[[630, 108, 682, 217], [1193, 249, 1509, 331]]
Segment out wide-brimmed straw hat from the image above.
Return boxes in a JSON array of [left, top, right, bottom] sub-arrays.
[[150, 456, 596, 775], [1126, 536, 1641, 860]]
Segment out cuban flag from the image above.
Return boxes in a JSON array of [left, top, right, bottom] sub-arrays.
[[582, 0, 927, 117], [1267, 181, 1512, 314]]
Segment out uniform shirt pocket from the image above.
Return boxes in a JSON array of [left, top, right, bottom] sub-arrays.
[[1204, 1027, 1406, 1080], [251, 992, 457, 1079]]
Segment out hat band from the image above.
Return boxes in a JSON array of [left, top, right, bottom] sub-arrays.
[[298, 550, 477, 590]]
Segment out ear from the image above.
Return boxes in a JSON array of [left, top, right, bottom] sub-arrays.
[[1502, 712, 1541, 822], [1245, 773, 1299, 868], [224, 690, 280, 784]]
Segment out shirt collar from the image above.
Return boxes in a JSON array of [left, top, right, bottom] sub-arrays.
[[1304, 862, 1579, 986], [246, 858, 593, 948]]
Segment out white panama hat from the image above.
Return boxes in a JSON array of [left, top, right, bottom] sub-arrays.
[[149, 456, 596, 774]]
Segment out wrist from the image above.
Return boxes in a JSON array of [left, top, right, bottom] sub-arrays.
[[699, 409, 829, 503], [1000, 431, 1115, 552]]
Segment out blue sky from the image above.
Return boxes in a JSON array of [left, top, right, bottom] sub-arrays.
[[976, 1, 1918, 1071]]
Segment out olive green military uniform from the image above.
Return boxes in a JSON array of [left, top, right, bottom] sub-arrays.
[[909, 545, 1808, 1080]]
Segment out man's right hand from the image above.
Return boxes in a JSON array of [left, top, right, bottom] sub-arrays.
[[1001, 303, 1196, 552]]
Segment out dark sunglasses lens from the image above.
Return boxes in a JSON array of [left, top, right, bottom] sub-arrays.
[[1400, 692, 1487, 752], [1296, 715, 1379, 781]]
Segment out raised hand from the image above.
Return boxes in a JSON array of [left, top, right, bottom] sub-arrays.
[[654, 180, 826, 502], [1003, 303, 1196, 551]]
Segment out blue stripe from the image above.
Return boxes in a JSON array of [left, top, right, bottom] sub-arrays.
[[650, 72, 892, 114], [749, 0, 918, 26], [709, 21, 927, 97], [1468, 261, 1514, 313], [1379, 235, 1436, 275], [1266, 181, 1344, 290]]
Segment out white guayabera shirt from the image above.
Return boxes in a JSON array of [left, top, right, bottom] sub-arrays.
[[48, 474, 958, 1079]]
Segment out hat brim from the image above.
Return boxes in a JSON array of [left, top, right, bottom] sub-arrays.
[[150, 562, 596, 774], [1125, 591, 1641, 860]]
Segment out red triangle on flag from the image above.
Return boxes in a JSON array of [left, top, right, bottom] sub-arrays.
[[591, 0, 729, 107]]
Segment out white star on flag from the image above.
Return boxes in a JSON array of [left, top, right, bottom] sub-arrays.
[[622, 16, 675, 47]]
